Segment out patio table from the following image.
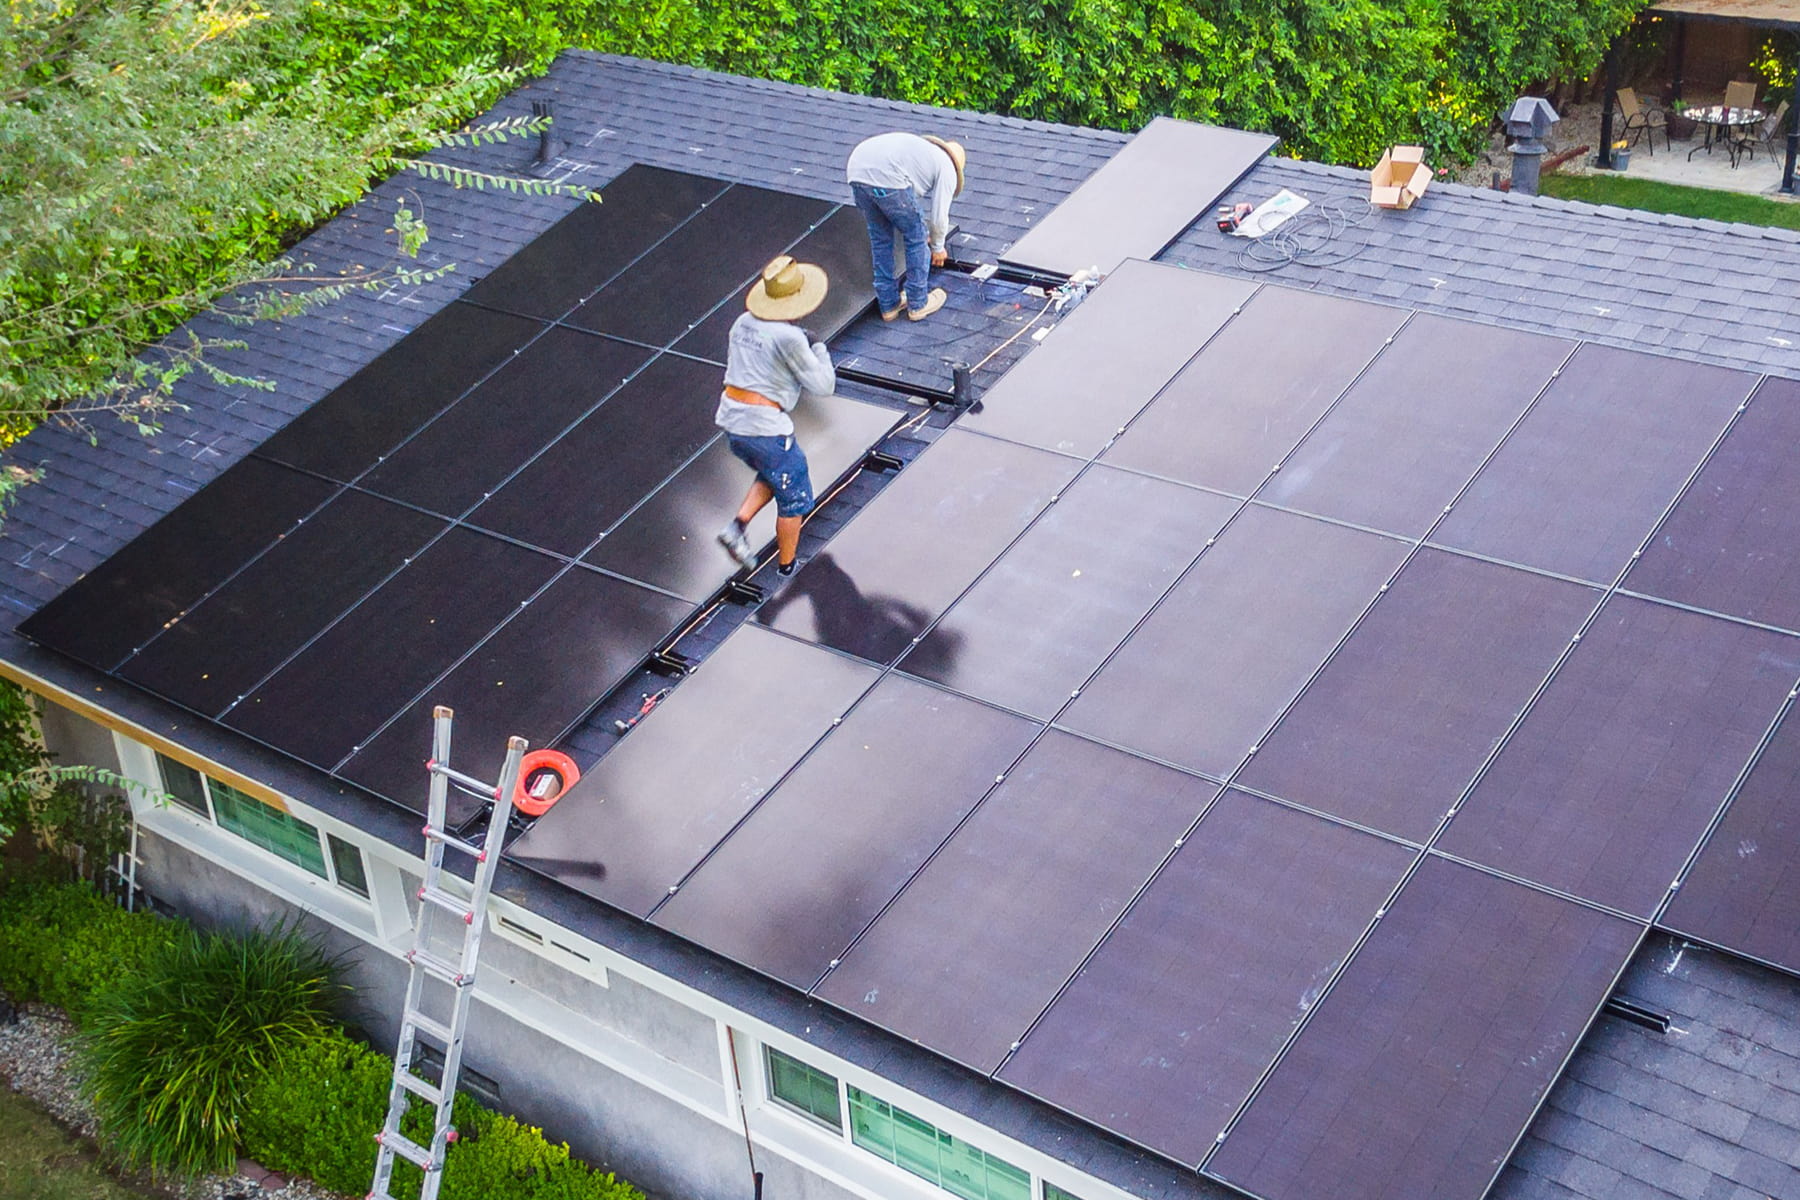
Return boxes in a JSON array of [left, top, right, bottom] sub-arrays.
[[1686, 105, 1765, 166]]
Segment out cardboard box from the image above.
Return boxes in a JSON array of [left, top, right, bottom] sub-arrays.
[[1370, 145, 1432, 209]]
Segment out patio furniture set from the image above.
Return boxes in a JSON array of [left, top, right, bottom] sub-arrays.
[[1618, 80, 1790, 169]]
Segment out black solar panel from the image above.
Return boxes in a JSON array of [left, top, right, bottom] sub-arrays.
[[654, 673, 1038, 989], [506, 624, 878, 915], [1440, 594, 1800, 917], [1239, 548, 1597, 843], [1208, 856, 1640, 1200], [1432, 343, 1752, 584], [816, 730, 1215, 1072], [1061, 504, 1409, 779], [998, 789, 1410, 1165], [1626, 375, 1800, 634]]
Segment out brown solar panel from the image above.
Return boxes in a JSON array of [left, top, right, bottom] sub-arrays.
[[654, 674, 1038, 988], [1440, 594, 1800, 917], [1663, 706, 1800, 972], [816, 731, 1215, 1071], [1239, 549, 1597, 842], [1061, 505, 1409, 779], [1626, 375, 1800, 634], [505, 625, 877, 915], [956, 260, 1254, 460], [1104, 286, 1407, 497], [904, 465, 1238, 718], [1260, 314, 1571, 537], [1208, 856, 1641, 1200], [1432, 342, 1751, 583], [998, 789, 1411, 1165]]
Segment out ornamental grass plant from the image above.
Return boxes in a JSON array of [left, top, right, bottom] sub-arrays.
[[75, 921, 350, 1176]]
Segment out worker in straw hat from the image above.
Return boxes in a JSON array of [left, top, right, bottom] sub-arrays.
[[846, 131, 966, 323], [715, 255, 836, 578]]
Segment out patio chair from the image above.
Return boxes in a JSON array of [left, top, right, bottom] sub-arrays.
[[1733, 98, 1790, 164], [1615, 87, 1667, 153], [1724, 79, 1759, 114]]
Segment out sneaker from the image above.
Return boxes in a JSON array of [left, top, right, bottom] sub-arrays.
[[776, 558, 798, 577], [880, 300, 907, 321], [716, 522, 754, 569], [907, 288, 947, 321]]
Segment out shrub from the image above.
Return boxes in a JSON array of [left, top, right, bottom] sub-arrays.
[[77, 921, 349, 1175], [0, 881, 178, 1015]]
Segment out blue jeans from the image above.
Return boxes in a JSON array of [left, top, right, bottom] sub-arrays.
[[726, 433, 814, 517], [851, 182, 931, 312]]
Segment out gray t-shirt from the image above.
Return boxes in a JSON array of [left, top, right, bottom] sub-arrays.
[[714, 313, 836, 438]]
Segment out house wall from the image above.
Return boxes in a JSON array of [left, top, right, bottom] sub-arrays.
[[31, 698, 1142, 1200]]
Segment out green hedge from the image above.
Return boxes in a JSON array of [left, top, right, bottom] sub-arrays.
[[0, 882, 178, 1016]]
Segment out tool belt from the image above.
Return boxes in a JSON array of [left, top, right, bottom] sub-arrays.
[[724, 385, 780, 409]]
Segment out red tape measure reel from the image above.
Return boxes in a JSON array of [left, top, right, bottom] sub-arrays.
[[513, 749, 580, 817]]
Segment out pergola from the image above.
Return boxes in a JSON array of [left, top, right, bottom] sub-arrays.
[[1600, 0, 1800, 189]]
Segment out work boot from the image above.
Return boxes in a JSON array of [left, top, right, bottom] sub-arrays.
[[716, 521, 754, 569], [880, 299, 907, 321], [907, 288, 947, 321]]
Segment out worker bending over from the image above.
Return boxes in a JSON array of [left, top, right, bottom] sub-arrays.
[[845, 131, 966, 323], [716, 255, 835, 578]]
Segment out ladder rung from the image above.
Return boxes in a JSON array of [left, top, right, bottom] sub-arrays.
[[418, 885, 475, 924], [404, 1012, 454, 1046], [395, 1069, 445, 1106], [421, 823, 488, 862], [376, 1130, 437, 1171], [427, 760, 500, 797], [405, 947, 472, 986]]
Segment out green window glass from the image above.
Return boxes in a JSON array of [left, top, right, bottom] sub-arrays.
[[1043, 1184, 1087, 1200], [210, 780, 327, 878], [848, 1084, 1029, 1200], [156, 754, 210, 817], [327, 833, 369, 897], [765, 1046, 841, 1129]]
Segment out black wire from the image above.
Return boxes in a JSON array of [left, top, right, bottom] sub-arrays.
[[1231, 200, 1380, 273]]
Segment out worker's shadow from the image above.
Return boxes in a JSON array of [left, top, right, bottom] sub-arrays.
[[760, 552, 962, 675]]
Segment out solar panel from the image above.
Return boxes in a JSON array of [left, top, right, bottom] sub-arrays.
[[338, 566, 692, 813], [253, 302, 545, 483], [585, 395, 903, 602], [957, 260, 1253, 460], [1625, 375, 1800, 634], [1238, 549, 1597, 843], [671, 205, 877, 362], [1438, 594, 1800, 917], [506, 625, 878, 915], [1259, 314, 1571, 537], [903, 465, 1237, 718], [757, 430, 1078, 665], [1061, 505, 1409, 779], [654, 673, 1038, 989], [17, 457, 337, 673], [567, 184, 834, 347], [999, 117, 1278, 278], [1431, 343, 1752, 584], [118, 490, 445, 717], [815, 730, 1214, 1071], [998, 789, 1410, 1165], [1208, 856, 1640, 1200], [1102, 287, 1406, 497], [1663, 706, 1800, 972], [459, 165, 730, 320], [465, 353, 726, 556], [358, 327, 654, 516], [222, 527, 562, 770]]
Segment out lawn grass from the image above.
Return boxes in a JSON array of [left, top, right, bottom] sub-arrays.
[[0, 1088, 167, 1200], [1540, 171, 1800, 230]]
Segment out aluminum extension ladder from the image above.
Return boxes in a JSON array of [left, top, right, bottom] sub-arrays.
[[369, 706, 527, 1200]]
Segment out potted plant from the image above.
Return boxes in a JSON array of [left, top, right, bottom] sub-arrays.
[[1667, 98, 1697, 140]]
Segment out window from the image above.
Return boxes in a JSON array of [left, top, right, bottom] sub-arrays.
[[154, 752, 368, 896], [1043, 1185, 1087, 1200], [766, 1046, 842, 1130], [849, 1086, 1030, 1200]]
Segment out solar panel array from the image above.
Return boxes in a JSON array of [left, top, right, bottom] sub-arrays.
[[20, 165, 899, 815], [511, 257, 1800, 1200]]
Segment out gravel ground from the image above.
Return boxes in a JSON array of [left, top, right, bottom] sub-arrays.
[[1442, 97, 1612, 189], [0, 1002, 351, 1200]]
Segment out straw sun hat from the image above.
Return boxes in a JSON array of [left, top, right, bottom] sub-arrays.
[[745, 255, 829, 321], [923, 135, 967, 195]]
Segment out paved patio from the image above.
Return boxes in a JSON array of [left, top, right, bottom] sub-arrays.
[[1607, 123, 1800, 196]]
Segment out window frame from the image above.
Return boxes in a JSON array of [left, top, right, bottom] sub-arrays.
[[765, 1044, 845, 1132]]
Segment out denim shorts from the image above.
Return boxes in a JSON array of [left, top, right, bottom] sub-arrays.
[[726, 433, 814, 517]]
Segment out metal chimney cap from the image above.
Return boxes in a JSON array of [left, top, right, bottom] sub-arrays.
[[1505, 96, 1560, 137]]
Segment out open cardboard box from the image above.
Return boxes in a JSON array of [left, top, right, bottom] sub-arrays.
[[1370, 145, 1431, 209]]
